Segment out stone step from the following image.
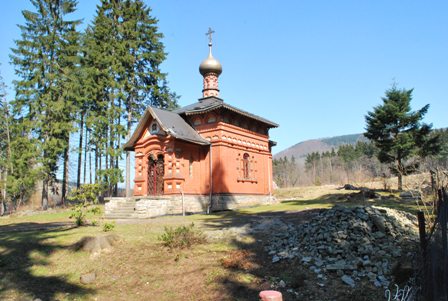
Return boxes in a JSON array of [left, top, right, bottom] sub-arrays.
[[105, 213, 138, 219], [108, 211, 136, 215], [111, 205, 136, 210]]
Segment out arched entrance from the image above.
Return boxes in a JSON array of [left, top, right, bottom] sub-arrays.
[[148, 154, 164, 195]]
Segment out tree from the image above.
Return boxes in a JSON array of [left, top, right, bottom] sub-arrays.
[[10, 0, 81, 209], [365, 85, 440, 190], [84, 0, 178, 196], [0, 67, 11, 215]]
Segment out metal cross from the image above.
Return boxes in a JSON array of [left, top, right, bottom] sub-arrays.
[[205, 27, 215, 44]]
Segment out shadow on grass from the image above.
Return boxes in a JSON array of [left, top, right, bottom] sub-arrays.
[[197, 189, 420, 300], [0, 223, 94, 301]]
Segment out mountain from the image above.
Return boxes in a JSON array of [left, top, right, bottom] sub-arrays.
[[274, 133, 367, 163]]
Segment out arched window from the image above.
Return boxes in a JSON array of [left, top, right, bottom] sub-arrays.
[[193, 118, 202, 126], [189, 156, 193, 177], [243, 153, 250, 178], [150, 122, 158, 134], [207, 114, 216, 124]]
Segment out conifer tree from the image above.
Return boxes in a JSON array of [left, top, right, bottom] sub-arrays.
[[365, 85, 440, 190], [10, 0, 81, 209], [85, 0, 178, 196]]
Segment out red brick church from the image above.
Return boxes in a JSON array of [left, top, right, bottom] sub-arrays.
[[122, 31, 278, 213]]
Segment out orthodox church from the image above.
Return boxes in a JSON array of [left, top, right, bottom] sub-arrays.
[[122, 31, 278, 213]]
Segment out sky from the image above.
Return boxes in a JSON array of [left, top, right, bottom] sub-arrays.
[[1, 0, 447, 155]]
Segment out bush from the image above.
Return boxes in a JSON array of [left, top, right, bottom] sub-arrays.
[[103, 222, 115, 232], [159, 223, 206, 249], [68, 184, 104, 226]]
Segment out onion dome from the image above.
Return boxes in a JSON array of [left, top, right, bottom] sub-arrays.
[[199, 43, 222, 76]]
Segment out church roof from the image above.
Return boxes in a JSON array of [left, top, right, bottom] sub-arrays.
[[174, 96, 279, 128], [123, 107, 210, 151]]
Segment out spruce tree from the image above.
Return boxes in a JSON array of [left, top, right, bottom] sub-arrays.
[[10, 0, 81, 209], [365, 85, 440, 190], [85, 0, 178, 196]]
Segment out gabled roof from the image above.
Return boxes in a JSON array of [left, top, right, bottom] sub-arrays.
[[123, 107, 210, 151], [173, 96, 279, 128]]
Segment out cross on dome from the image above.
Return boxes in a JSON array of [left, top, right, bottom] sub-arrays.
[[205, 27, 215, 45]]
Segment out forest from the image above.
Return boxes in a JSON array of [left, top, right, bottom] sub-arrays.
[[0, 0, 178, 213], [274, 128, 448, 188]]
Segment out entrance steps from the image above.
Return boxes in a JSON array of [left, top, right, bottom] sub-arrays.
[[104, 198, 137, 219]]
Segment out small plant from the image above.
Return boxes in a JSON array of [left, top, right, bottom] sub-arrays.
[[103, 221, 115, 232], [159, 223, 206, 249], [68, 184, 104, 226]]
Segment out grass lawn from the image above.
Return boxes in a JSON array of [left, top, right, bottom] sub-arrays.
[[0, 185, 425, 301]]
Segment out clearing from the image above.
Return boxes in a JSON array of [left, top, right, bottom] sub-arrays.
[[0, 185, 423, 301]]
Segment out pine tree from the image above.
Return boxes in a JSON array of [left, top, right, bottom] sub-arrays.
[[365, 85, 440, 190], [10, 0, 81, 209]]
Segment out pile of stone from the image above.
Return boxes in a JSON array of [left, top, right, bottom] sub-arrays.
[[264, 205, 419, 288]]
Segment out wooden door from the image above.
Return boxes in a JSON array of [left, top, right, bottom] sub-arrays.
[[148, 155, 164, 195]]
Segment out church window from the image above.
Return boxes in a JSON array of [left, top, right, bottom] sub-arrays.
[[193, 118, 202, 126], [207, 114, 216, 123], [189, 157, 193, 177], [243, 153, 250, 178], [150, 122, 158, 134]]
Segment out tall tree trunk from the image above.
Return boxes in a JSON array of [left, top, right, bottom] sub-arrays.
[[397, 156, 403, 191], [89, 142, 92, 184], [126, 108, 132, 197], [114, 99, 121, 197], [77, 112, 84, 188], [95, 147, 98, 184], [83, 127, 88, 184], [1, 170, 6, 216], [61, 136, 69, 205], [109, 119, 114, 196], [42, 178, 49, 210]]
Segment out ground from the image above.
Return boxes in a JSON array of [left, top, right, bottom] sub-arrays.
[[0, 184, 423, 301]]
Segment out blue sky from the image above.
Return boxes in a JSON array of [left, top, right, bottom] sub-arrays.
[[1, 0, 447, 154]]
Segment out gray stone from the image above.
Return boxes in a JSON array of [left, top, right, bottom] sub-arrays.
[[341, 275, 356, 288], [80, 272, 96, 284]]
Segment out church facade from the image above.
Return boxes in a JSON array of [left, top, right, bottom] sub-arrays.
[[122, 36, 278, 213]]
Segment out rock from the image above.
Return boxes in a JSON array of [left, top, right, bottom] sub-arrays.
[[263, 205, 418, 288], [80, 272, 96, 284], [343, 184, 359, 190], [341, 275, 355, 287], [279, 280, 286, 287], [371, 215, 386, 233]]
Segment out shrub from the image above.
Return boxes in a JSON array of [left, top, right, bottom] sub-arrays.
[[68, 184, 104, 226], [103, 222, 115, 232], [159, 223, 206, 249]]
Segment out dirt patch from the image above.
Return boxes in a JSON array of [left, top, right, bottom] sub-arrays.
[[221, 250, 257, 271]]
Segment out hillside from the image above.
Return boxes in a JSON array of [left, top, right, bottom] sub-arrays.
[[274, 133, 366, 163]]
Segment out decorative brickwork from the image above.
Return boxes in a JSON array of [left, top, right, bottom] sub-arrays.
[[202, 72, 220, 97]]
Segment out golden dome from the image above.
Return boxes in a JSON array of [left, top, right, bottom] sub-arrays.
[[199, 43, 222, 76]]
